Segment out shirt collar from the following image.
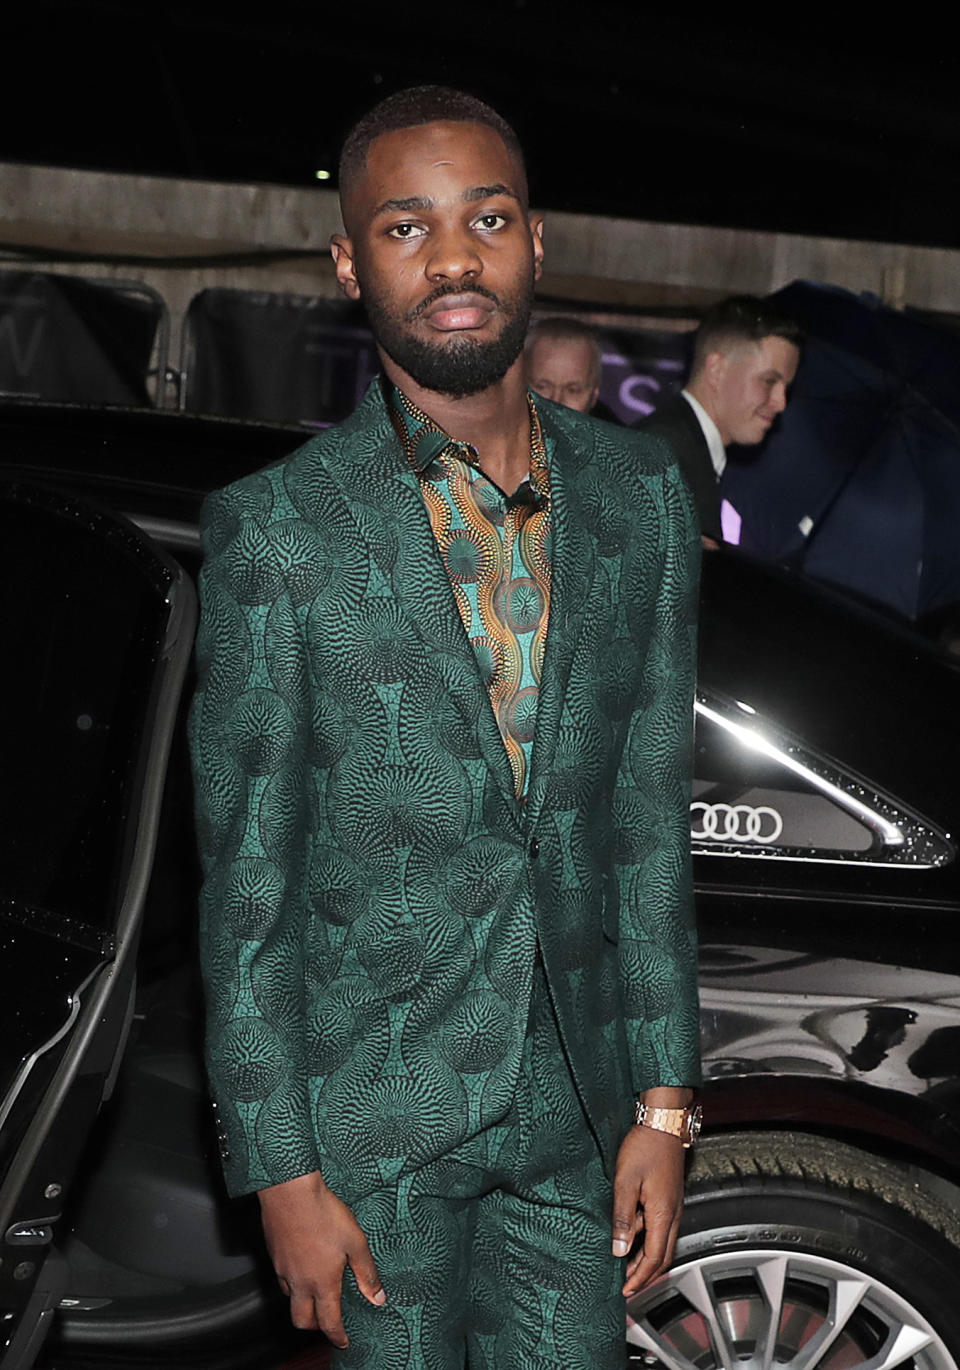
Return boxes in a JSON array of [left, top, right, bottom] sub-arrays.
[[384, 376, 550, 495], [681, 387, 727, 479]]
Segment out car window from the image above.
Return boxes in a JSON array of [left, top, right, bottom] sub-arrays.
[[2, 489, 175, 937]]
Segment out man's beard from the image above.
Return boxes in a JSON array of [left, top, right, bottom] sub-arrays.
[[361, 275, 535, 399]]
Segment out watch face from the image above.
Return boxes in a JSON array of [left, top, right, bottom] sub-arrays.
[[686, 1102, 704, 1144]]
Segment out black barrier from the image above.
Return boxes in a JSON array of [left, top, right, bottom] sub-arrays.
[[180, 289, 378, 425], [0, 271, 165, 406], [180, 286, 695, 429], [590, 323, 691, 425]]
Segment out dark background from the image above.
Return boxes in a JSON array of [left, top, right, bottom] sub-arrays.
[[3, 2, 958, 249]]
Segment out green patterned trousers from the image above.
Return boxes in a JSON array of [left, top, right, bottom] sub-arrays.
[[333, 966, 626, 1368]]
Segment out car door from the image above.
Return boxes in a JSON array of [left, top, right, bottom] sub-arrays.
[[0, 481, 196, 1370]]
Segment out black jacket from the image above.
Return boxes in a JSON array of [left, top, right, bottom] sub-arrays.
[[637, 395, 723, 540]]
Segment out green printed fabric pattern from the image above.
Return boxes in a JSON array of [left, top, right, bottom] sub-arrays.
[[189, 382, 701, 1202], [333, 968, 625, 1369]]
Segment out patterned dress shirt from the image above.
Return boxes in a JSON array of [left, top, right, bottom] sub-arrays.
[[387, 381, 552, 799]]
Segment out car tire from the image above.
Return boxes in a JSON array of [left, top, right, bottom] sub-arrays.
[[626, 1131, 960, 1370]]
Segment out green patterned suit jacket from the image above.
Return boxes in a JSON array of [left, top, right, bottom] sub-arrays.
[[189, 382, 701, 1202]]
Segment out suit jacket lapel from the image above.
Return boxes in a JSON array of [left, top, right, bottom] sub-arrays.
[[318, 384, 524, 826], [525, 408, 598, 828]]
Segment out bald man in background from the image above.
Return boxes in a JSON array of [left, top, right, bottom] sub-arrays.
[[524, 316, 602, 413]]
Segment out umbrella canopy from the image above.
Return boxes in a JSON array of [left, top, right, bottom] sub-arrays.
[[721, 280, 960, 619]]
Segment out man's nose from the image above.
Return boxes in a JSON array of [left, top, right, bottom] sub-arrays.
[[426, 226, 482, 281], [771, 383, 788, 413]]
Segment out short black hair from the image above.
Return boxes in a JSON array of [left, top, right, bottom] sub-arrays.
[[691, 295, 803, 377], [525, 317, 602, 386], [339, 85, 526, 199]]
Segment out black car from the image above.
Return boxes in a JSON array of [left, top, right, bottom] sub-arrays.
[[1, 400, 959, 1370]]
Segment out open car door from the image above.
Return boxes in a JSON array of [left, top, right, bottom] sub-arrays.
[[0, 481, 196, 1369]]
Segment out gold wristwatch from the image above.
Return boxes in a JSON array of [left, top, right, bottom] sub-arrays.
[[634, 1100, 703, 1148]]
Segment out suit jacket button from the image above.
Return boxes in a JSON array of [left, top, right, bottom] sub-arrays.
[[529, 838, 540, 859]]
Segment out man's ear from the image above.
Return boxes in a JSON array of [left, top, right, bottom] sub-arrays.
[[703, 348, 727, 396], [330, 234, 361, 301], [529, 214, 545, 282]]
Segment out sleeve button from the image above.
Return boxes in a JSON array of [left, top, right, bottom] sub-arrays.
[[529, 838, 540, 859]]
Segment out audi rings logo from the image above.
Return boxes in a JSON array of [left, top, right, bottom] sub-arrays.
[[690, 801, 784, 844]]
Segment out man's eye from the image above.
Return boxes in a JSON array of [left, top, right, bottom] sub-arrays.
[[388, 223, 424, 239], [475, 213, 507, 230]]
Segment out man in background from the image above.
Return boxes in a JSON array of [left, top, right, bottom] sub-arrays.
[[638, 296, 801, 545], [524, 315, 602, 413]]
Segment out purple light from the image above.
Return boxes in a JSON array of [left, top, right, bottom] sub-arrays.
[[721, 499, 742, 545]]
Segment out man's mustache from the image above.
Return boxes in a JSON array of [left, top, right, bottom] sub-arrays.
[[406, 283, 502, 322]]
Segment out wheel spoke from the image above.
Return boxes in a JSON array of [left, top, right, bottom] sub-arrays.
[[665, 1261, 740, 1370], [625, 1312, 704, 1370], [754, 1253, 789, 1370], [627, 1246, 956, 1370], [865, 1318, 936, 1370], [792, 1273, 869, 1370]]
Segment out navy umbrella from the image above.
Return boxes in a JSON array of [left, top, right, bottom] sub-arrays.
[[721, 280, 960, 619]]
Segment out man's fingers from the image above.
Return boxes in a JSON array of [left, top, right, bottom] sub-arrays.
[[611, 1217, 636, 1257], [623, 1241, 665, 1294], [312, 1288, 350, 1349], [350, 1240, 387, 1307], [287, 1287, 320, 1333], [641, 1202, 673, 1266], [285, 1279, 350, 1348], [611, 1178, 637, 1257], [623, 1206, 681, 1296]]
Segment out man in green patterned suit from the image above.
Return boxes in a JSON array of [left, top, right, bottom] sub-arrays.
[[189, 86, 701, 1368]]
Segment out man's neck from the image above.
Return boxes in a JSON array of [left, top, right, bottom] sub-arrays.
[[381, 353, 533, 494]]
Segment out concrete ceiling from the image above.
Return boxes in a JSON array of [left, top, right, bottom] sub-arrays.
[[5, 2, 958, 249]]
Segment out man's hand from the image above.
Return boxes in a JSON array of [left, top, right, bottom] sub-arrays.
[[258, 1170, 385, 1348], [612, 1088, 691, 1297]]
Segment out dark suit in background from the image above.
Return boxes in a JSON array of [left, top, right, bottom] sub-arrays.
[[638, 395, 722, 541]]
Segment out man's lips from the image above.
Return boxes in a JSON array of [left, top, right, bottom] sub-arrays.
[[422, 292, 496, 332]]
